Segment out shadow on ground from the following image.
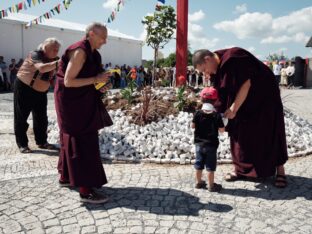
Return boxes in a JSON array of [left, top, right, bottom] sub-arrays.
[[220, 175, 312, 200], [85, 187, 233, 215]]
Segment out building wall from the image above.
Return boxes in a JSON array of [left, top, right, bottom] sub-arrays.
[[0, 21, 23, 62], [0, 19, 142, 68]]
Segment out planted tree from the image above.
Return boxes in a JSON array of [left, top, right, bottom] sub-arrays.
[[142, 5, 176, 85]]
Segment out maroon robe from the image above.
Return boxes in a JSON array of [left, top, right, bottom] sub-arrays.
[[213, 47, 288, 178], [54, 39, 113, 187]]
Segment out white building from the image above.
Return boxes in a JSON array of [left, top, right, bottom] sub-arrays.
[[0, 13, 143, 67]]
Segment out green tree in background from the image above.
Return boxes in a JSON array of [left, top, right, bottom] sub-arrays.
[[142, 5, 176, 83]]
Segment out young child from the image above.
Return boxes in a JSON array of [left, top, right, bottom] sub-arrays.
[[191, 87, 225, 192]]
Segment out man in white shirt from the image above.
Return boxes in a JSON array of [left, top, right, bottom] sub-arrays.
[[273, 61, 281, 85], [285, 61, 295, 88], [172, 64, 176, 87]]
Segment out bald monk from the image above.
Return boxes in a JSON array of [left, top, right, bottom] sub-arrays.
[[54, 22, 113, 203], [192, 47, 288, 188]]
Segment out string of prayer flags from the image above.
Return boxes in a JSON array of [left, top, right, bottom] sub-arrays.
[[106, 0, 125, 24], [0, 0, 50, 19], [25, 0, 73, 28]]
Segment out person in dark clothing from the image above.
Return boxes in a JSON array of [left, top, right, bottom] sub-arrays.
[[0, 56, 8, 91], [54, 22, 113, 204], [9, 59, 18, 91], [192, 87, 225, 192], [14, 38, 61, 153], [193, 47, 288, 188]]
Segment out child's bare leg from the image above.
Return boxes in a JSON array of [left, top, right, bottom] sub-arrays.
[[196, 170, 203, 183], [207, 171, 214, 188]]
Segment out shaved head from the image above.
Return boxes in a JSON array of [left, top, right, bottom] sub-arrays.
[[192, 49, 214, 68]]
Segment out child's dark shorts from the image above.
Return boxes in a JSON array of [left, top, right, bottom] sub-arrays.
[[194, 144, 217, 171]]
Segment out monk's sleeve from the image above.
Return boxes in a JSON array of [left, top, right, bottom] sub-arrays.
[[231, 58, 255, 95]]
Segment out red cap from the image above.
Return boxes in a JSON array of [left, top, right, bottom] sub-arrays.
[[200, 87, 218, 100]]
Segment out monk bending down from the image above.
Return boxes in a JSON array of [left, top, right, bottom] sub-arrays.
[[192, 47, 288, 188], [54, 22, 113, 203]]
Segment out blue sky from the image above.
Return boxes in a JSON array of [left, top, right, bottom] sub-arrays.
[[1, 0, 312, 60]]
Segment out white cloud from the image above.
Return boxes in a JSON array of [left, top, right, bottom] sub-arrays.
[[139, 29, 147, 41], [234, 4, 247, 14], [214, 6, 312, 45], [188, 23, 203, 33], [272, 7, 312, 34], [102, 0, 119, 10], [214, 12, 273, 39], [188, 22, 219, 50], [261, 32, 309, 44], [189, 10, 205, 22], [139, 12, 155, 41]]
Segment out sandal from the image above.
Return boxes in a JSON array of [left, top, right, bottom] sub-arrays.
[[195, 181, 207, 189], [224, 173, 243, 182], [59, 180, 71, 187], [38, 143, 58, 150], [19, 146, 32, 154], [208, 183, 222, 192], [274, 175, 287, 188]]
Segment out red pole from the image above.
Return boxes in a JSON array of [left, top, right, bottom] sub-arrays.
[[176, 0, 188, 86]]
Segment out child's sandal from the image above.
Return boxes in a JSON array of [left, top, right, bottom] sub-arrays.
[[208, 183, 222, 192]]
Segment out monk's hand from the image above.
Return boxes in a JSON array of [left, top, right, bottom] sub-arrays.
[[225, 107, 236, 119], [99, 83, 113, 93], [96, 72, 111, 84]]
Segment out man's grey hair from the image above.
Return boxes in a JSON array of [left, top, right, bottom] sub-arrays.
[[192, 49, 214, 68], [85, 22, 107, 38], [37, 37, 61, 50]]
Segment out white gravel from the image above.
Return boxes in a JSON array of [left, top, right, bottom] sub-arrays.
[[47, 107, 312, 164]]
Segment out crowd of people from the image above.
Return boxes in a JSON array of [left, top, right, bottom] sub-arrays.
[[102, 65, 210, 89], [271, 61, 296, 88], [1, 55, 296, 92], [0, 56, 24, 91]]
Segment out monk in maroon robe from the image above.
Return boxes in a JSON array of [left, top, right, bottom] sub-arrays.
[[54, 23, 113, 203], [192, 47, 288, 188]]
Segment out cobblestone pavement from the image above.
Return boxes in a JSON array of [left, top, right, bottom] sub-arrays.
[[0, 91, 312, 234]]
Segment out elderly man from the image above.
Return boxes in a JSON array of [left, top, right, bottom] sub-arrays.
[[192, 47, 288, 188], [14, 38, 61, 153], [54, 22, 113, 203]]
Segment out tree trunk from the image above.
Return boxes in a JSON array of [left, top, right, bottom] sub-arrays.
[[153, 47, 158, 86]]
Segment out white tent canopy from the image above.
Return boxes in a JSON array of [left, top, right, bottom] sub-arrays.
[[0, 13, 143, 67]]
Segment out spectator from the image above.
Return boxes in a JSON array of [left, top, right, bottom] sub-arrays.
[[280, 63, 288, 87], [0, 67, 3, 85], [16, 59, 24, 69], [14, 38, 61, 153], [0, 56, 8, 91], [286, 61, 295, 88], [273, 61, 282, 85], [9, 59, 18, 91], [171, 62, 176, 87], [120, 66, 127, 88]]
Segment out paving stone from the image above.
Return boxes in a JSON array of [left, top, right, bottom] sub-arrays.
[[0, 92, 311, 234]]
